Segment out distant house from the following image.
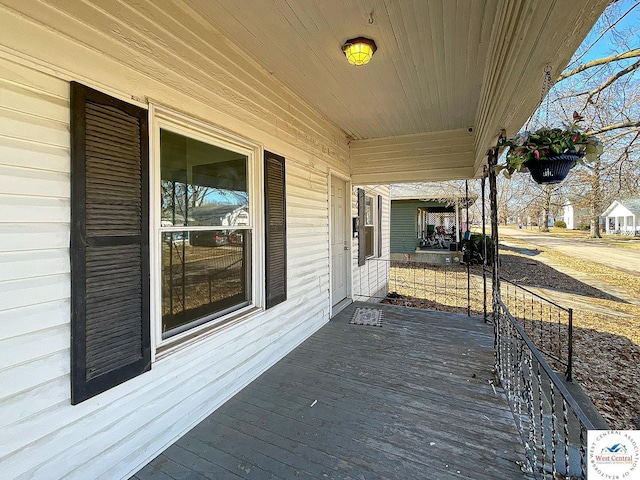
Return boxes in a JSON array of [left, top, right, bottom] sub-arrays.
[[601, 198, 640, 234], [190, 204, 249, 227], [390, 183, 476, 254], [563, 199, 591, 230]]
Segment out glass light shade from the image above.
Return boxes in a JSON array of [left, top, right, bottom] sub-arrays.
[[342, 37, 377, 66]]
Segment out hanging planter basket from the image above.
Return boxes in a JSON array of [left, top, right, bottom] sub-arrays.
[[526, 151, 584, 185], [497, 66, 604, 185]]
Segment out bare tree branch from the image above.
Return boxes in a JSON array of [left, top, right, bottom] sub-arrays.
[[517, 1, 640, 234], [606, 127, 640, 142], [559, 49, 640, 81], [567, 1, 640, 69], [587, 121, 640, 135], [581, 59, 640, 106]]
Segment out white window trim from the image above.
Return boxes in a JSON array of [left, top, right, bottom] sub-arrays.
[[364, 194, 376, 259], [149, 104, 264, 358]]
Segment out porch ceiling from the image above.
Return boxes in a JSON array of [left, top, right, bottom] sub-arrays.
[[3, 0, 607, 182], [183, 0, 608, 183]]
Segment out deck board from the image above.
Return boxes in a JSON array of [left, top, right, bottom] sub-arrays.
[[134, 303, 529, 479]]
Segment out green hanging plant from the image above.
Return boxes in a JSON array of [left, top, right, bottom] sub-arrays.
[[497, 120, 603, 180]]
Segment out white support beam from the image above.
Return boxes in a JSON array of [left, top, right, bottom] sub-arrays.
[[350, 128, 476, 184]]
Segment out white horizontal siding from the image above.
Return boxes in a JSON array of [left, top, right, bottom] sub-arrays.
[[351, 185, 391, 301], [2, 307, 326, 479], [0, 1, 348, 171], [0, 224, 69, 252], [0, 349, 69, 402], [0, 324, 69, 370], [0, 300, 69, 339], [0, 250, 69, 281], [0, 108, 69, 148], [286, 162, 330, 307], [0, 195, 70, 223], [0, 78, 69, 121], [0, 40, 341, 479], [0, 60, 71, 435], [0, 376, 69, 431], [0, 165, 69, 198], [0, 273, 70, 311], [0, 141, 69, 173]]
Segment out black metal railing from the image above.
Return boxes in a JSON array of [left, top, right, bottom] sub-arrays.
[[354, 258, 485, 316], [496, 299, 594, 479], [356, 256, 589, 478], [356, 260, 574, 382], [499, 276, 574, 381], [356, 260, 574, 378]]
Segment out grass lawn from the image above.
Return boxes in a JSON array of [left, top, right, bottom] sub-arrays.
[[500, 223, 640, 250], [497, 235, 640, 429]]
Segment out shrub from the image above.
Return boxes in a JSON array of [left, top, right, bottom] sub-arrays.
[[554, 220, 567, 228], [462, 234, 494, 265]]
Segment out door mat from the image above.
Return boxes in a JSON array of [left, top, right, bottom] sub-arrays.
[[350, 307, 383, 327]]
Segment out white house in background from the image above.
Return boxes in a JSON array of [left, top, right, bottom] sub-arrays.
[[563, 198, 591, 230], [563, 202, 576, 229], [601, 199, 640, 234], [0, 1, 606, 478]]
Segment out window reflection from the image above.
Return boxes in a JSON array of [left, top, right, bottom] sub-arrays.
[[159, 128, 252, 338], [160, 130, 248, 227], [161, 230, 250, 336], [365, 196, 374, 225]]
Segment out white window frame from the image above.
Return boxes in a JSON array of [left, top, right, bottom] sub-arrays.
[[149, 105, 264, 355], [364, 194, 375, 259]]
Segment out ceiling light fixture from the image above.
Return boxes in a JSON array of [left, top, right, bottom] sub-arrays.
[[342, 37, 377, 66]]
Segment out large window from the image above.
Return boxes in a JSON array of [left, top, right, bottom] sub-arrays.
[[71, 84, 287, 402], [159, 129, 252, 338]]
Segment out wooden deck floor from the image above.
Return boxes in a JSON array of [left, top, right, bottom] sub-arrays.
[[133, 303, 529, 480]]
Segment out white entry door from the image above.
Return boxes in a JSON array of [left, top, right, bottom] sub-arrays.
[[331, 176, 349, 306]]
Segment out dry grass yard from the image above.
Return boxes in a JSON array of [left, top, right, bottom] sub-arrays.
[[498, 239, 640, 430], [504, 224, 640, 251]]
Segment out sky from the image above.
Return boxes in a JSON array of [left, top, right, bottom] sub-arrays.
[[525, 1, 640, 131], [568, 0, 640, 67]]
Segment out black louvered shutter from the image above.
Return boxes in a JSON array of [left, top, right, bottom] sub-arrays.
[[377, 194, 383, 257], [70, 82, 150, 404], [264, 151, 287, 309], [357, 188, 366, 266]]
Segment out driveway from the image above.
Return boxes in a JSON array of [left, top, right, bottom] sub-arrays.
[[499, 227, 640, 276]]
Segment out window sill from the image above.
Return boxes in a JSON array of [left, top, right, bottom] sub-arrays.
[[155, 306, 262, 361]]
